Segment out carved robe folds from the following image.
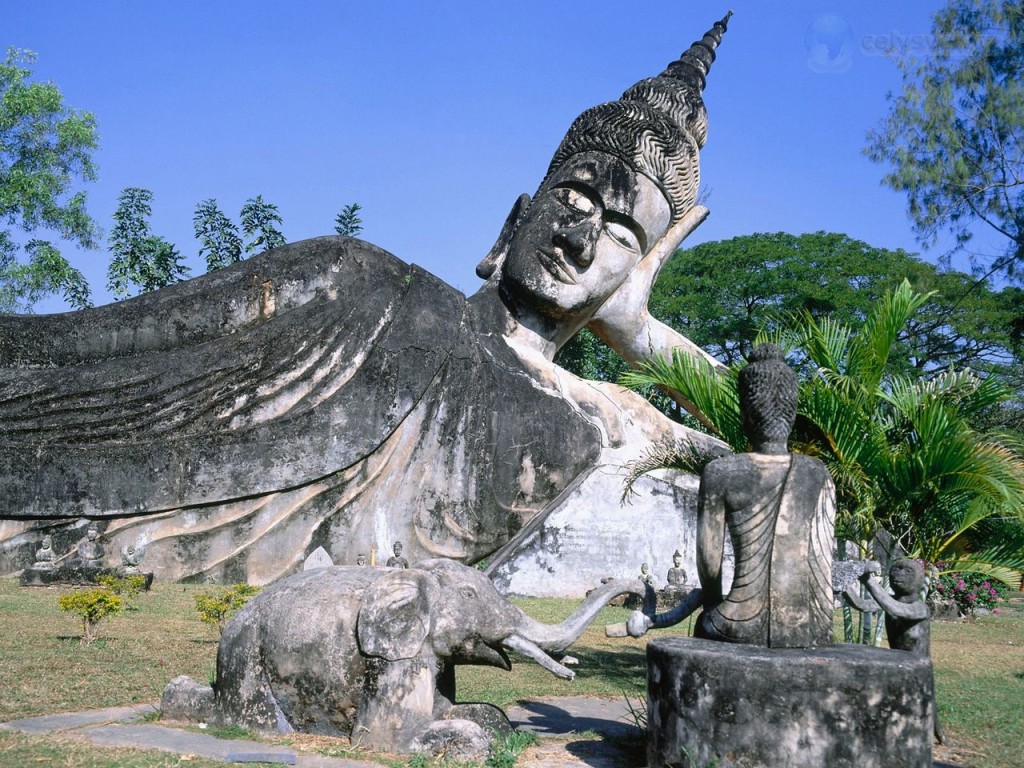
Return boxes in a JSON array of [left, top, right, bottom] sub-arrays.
[[0, 238, 601, 582]]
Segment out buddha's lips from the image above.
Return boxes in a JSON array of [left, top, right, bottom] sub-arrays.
[[536, 249, 576, 284]]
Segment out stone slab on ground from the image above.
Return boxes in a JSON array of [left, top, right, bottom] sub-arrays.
[[2, 700, 966, 767], [0, 703, 158, 734]]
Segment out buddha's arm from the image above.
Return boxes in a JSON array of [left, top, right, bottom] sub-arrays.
[[586, 205, 725, 423], [696, 469, 726, 605]]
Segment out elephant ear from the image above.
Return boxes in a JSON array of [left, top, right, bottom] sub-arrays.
[[357, 570, 433, 661]]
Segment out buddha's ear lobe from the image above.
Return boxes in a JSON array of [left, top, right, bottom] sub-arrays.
[[476, 193, 531, 279]]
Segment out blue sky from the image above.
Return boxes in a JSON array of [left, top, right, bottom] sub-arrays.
[[9, 1, 955, 312]]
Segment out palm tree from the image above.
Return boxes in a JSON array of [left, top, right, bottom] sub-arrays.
[[622, 281, 1024, 588]]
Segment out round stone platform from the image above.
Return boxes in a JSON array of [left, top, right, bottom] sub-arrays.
[[647, 638, 934, 768]]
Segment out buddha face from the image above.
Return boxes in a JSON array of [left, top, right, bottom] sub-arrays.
[[393, 542, 403, 556], [500, 151, 672, 325], [673, 553, 682, 568]]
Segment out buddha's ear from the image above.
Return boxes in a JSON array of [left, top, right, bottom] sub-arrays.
[[476, 193, 531, 279]]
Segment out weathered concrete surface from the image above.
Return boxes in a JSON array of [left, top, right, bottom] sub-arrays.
[[489, 469, 734, 598], [647, 638, 934, 768], [0, 237, 721, 585]]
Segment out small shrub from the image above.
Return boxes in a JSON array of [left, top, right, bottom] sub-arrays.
[[931, 566, 1007, 617], [57, 588, 126, 644], [194, 583, 262, 637], [487, 730, 537, 768], [97, 573, 147, 601]]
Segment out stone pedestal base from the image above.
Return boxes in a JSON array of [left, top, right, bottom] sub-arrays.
[[647, 638, 933, 768], [20, 567, 154, 589]]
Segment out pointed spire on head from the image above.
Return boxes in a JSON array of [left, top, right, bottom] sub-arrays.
[[664, 10, 733, 90]]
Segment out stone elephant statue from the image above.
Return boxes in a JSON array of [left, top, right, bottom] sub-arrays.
[[163, 559, 646, 756]]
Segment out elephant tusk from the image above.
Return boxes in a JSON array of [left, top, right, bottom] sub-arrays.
[[503, 634, 575, 680]]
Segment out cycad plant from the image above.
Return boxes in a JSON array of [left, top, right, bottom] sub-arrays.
[[622, 281, 1024, 589]]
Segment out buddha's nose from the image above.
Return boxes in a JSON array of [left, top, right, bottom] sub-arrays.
[[553, 223, 594, 266]]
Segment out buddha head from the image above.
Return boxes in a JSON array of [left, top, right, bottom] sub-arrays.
[[478, 13, 731, 337], [673, 550, 683, 568], [738, 343, 798, 453]]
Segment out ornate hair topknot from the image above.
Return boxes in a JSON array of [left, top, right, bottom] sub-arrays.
[[738, 343, 798, 444], [541, 12, 733, 223]]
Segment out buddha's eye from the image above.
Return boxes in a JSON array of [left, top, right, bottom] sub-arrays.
[[554, 187, 596, 216], [605, 222, 641, 253]]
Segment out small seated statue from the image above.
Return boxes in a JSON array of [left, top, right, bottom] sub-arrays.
[[33, 535, 56, 570], [356, 553, 368, 566], [657, 549, 690, 608], [640, 562, 655, 587], [76, 526, 105, 569], [120, 543, 143, 575], [625, 563, 656, 610], [386, 541, 409, 569], [609, 345, 836, 648], [666, 550, 687, 588]]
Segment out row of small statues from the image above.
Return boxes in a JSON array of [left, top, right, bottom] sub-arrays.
[[32, 527, 144, 574], [309, 541, 411, 570], [636, 550, 689, 591]]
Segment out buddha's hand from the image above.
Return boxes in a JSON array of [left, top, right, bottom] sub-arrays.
[[588, 205, 708, 359]]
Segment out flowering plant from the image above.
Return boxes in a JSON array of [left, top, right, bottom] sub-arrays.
[[930, 564, 1006, 616]]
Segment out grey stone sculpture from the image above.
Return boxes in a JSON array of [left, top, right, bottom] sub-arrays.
[[666, 549, 687, 587], [0, 15, 730, 584], [616, 344, 836, 648], [119, 543, 143, 575], [385, 541, 409, 569], [74, 526, 104, 569], [32, 535, 56, 570], [163, 559, 644, 757], [845, 558, 946, 744]]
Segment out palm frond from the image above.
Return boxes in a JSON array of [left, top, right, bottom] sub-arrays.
[[622, 350, 743, 446], [621, 439, 720, 503]]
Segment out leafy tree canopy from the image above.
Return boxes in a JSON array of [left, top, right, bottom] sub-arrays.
[[865, 0, 1024, 282], [240, 195, 285, 255], [0, 48, 96, 311], [650, 232, 1021, 383], [194, 198, 242, 271], [334, 202, 363, 237], [107, 187, 189, 298]]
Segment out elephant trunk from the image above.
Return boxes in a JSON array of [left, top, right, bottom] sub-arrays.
[[511, 578, 649, 654]]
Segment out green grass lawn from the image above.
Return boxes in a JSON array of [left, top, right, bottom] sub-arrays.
[[0, 579, 1021, 767]]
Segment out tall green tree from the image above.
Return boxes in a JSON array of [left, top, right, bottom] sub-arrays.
[[240, 195, 285, 255], [334, 202, 363, 237], [623, 282, 1024, 587], [107, 187, 189, 298], [0, 48, 96, 311], [865, 0, 1024, 282], [649, 232, 920, 366], [194, 198, 242, 271]]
